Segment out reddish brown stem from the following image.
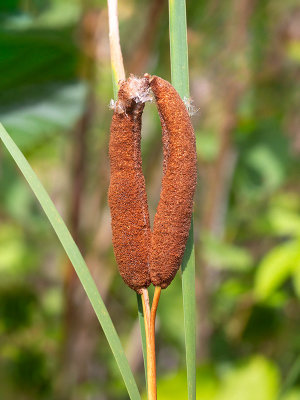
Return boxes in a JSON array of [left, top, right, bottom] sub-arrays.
[[150, 286, 161, 399], [141, 287, 161, 400], [141, 289, 154, 400]]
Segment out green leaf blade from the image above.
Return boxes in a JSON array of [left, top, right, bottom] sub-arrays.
[[181, 221, 196, 400], [254, 240, 300, 301], [169, 0, 190, 99], [0, 122, 141, 400], [168, 0, 196, 398]]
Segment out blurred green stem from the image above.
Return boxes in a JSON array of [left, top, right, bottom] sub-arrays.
[[107, 0, 125, 98]]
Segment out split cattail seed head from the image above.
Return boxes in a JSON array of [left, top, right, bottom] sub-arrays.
[[108, 74, 197, 292]]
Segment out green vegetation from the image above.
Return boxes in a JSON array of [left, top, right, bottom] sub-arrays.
[[0, 0, 300, 399], [0, 122, 141, 399], [169, 1, 196, 399]]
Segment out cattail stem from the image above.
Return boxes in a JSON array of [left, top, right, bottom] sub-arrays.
[[141, 287, 161, 400], [141, 289, 154, 399], [150, 286, 161, 398]]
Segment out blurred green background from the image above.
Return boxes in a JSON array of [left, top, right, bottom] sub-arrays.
[[0, 0, 300, 399]]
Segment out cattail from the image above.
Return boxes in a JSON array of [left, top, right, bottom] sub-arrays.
[[149, 75, 197, 289], [109, 74, 197, 291], [108, 76, 151, 293]]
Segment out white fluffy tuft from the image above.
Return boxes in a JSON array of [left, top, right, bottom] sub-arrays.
[[109, 76, 153, 114], [183, 97, 199, 117]]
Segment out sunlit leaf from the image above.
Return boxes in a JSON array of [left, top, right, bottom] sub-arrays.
[[246, 145, 285, 191], [0, 223, 34, 275], [216, 356, 279, 400], [143, 366, 219, 400], [203, 235, 253, 272], [1, 83, 88, 150], [268, 207, 300, 237], [254, 240, 300, 301], [196, 130, 219, 162]]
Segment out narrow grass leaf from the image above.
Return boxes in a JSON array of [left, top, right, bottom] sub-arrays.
[[0, 122, 141, 400], [169, 1, 196, 399], [180, 221, 196, 400], [137, 293, 148, 389], [169, 0, 189, 99]]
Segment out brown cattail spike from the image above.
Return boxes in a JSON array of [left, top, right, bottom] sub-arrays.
[[108, 76, 151, 293], [149, 76, 197, 289]]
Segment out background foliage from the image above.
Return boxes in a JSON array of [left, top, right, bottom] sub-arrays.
[[0, 0, 300, 399]]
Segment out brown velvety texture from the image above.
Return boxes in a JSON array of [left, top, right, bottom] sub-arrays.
[[109, 75, 197, 291], [108, 77, 151, 293], [149, 76, 197, 288]]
